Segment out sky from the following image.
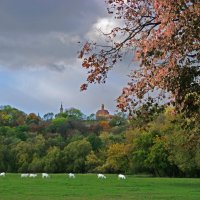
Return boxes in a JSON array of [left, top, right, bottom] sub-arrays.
[[0, 0, 132, 117]]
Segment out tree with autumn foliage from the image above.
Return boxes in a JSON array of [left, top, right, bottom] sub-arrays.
[[79, 0, 200, 116]]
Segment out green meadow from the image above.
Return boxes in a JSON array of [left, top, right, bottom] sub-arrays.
[[0, 174, 200, 200]]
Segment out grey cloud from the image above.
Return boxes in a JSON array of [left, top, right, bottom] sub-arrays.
[[0, 0, 107, 70], [0, 32, 80, 70], [0, 0, 133, 116], [47, 63, 66, 72], [0, 0, 106, 34]]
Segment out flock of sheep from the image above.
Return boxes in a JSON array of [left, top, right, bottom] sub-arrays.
[[21, 173, 49, 178], [68, 173, 126, 179], [0, 172, 126, 179]]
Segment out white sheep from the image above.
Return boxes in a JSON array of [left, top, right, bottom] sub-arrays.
[[42, 173, 49, 178], [0, 172, 5, 177], [68, 173, 75, 178], [29, 173, 37, 178], [118, 174, 126, 179], [21, 173, 29, 178], [97, 173, 106, 179]]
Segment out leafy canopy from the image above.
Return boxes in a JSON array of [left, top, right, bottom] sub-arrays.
[[79, 0, 200, 115]]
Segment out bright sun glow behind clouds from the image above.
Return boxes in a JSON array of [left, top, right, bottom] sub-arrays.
[[86, 17, 121, 41]]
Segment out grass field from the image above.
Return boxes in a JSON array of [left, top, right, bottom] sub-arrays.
[[0, 174, 200, 200]]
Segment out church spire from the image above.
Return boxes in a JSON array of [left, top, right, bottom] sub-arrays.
[[60, 102, 63, 113]]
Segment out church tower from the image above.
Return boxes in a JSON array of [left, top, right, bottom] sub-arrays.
[[60, 102, 63, 113], [96, 104, 110, 120]]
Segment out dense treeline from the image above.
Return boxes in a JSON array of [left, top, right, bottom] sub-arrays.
[[0, 105, 200, 177]]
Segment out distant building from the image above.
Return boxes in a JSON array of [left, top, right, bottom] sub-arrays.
[[60, 102, 63, 113], [59, 103, 112, 120], [96, 104, 112, 120]]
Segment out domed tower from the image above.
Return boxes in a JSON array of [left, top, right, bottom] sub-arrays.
[[96, 104, 110, 120]]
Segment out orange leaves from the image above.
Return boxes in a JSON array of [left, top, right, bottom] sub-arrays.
[[122, 87, 130, 96], [78, 50, 84, 59], [99, 121, 110, 130], [78, 42, 92, 59], [154, 0, 159, 10], [82, 60, 90, 68], [78, 0, 200, 115], [80, 83, 88, 91], [83, 42, 91, 52]]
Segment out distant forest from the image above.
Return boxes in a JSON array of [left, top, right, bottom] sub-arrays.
[[0, 105, 200, 177]]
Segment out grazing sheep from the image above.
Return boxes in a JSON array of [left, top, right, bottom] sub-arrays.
[[42, 173, 49, 178], [118, 174, 126, 179], [68, 173, 75, 178], [97, 173, 106, 179], [21, 173, 29, 178], [0, 172, 5, 177], [29, 173, 37, 178]]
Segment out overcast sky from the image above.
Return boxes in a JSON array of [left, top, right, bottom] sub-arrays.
[[0, 0, 132, 117]]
